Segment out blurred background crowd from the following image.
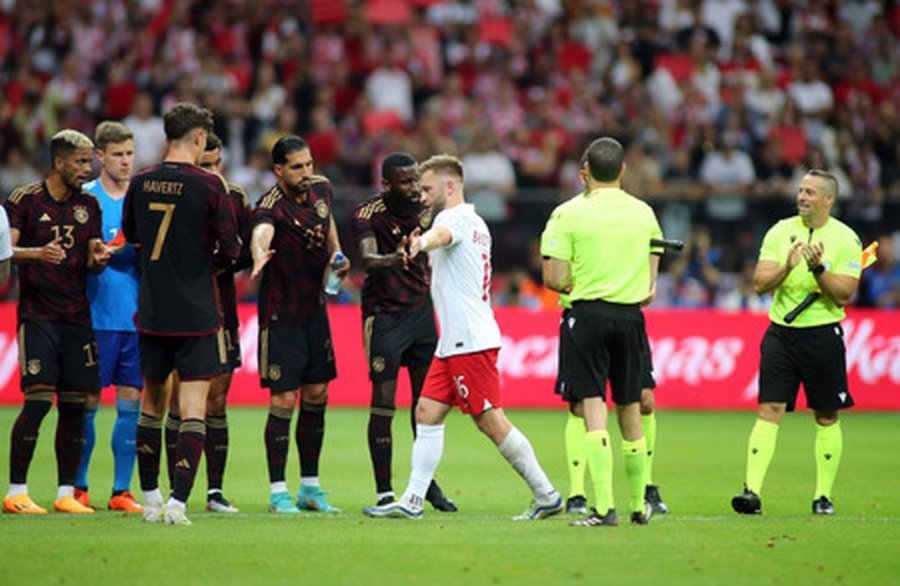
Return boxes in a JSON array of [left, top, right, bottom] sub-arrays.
[[0, 0, 898, 310]]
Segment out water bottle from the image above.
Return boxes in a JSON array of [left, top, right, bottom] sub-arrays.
[[324, 252, 345, 295]]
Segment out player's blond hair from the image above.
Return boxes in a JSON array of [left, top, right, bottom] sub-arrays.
[[419, 154, 464, 182], [50, 130, 94, 160], [94, 121, 134, 150]]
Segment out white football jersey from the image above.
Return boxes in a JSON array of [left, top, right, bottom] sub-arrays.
[[429, 203, 502, 357]]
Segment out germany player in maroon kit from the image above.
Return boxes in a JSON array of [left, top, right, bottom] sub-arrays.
[[352, 152, 456, 511], [3, 130, 111, 515], [164, 133, 250, 514], [251, 135, 350, 514], [123, 103, 240, 526]]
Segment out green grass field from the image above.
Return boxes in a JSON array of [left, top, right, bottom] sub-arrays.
[[0, 407, 897, 585]]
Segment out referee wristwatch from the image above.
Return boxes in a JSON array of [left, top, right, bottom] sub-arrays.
[[810, 263, 825, 276]]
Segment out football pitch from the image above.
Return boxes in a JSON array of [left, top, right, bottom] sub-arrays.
[[0, 407, 897, 585]]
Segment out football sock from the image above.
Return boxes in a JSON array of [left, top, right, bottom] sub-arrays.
[[143, 487, 163, 508], [270, 481, 288, 495], [56, 392, 86, 488], [642, 412, 657, 486], [585, 430, 613, 513], [297, 401, 325, 479], [622, 437, 648, 513], [75, 406, 98, 490], [265, 406, 292, 483], [57, 485, 74, 499], [170, 418, 205, 503], [136, 413, 163, 491], [564, 411, 587, 497], [8, 393, 52, 484], [401, 424, 444, 507], [300, 476, 320, 488], [745, 418, 779, 494], [164, 414, 181, 488], [205, 415, 228, 492], [7, 483, 27, 498], [111, 399, 140, 494], [498, 425, 556, 502], [814, 421, 843, 500], [368, 407, 395, 494]]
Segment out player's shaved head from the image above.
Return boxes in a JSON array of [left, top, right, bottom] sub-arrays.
[[382, 152, 417, 179]]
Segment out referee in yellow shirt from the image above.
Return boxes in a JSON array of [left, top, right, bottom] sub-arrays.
[[541, 137, 662, 527], [732, 169, 861, 516]]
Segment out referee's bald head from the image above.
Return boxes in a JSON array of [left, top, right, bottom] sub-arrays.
[[583, 137, 625, 183]]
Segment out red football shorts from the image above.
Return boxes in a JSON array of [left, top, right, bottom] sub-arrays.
[[421, 348, 501, 416]]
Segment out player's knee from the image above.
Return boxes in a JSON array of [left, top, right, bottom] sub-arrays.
[[757, 402, 786, 424], [271, 390, 298, 411], [301, 386, 328, 406], [85, 389, 101, 410], [640, 391, 655, 415], [814, 410, 838, 426]]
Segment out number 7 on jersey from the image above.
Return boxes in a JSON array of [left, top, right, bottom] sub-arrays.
[[148, 202, 175, 261]]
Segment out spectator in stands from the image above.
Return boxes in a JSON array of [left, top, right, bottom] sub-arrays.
[[461, 129, 516, 223], [858, 234, 900, 309], [123, 92, 166, 170], [669, 223, 722, 308]]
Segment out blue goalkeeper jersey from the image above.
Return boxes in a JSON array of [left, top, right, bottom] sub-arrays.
[[85, 178, 139, 332]]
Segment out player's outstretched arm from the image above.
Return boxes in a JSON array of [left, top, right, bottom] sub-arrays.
[[408, 226, 451, 258], [87, 238, 111, 272], [250, 223, 275, 279], [358, 235, 408, 272]]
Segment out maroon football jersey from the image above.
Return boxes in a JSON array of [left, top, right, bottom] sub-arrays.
[[352, 193, 431, 317], [122, 162, 240, 335], [216, 181, 253, 330], [254, 175, 335, 327], [4, 181, 103, 326]]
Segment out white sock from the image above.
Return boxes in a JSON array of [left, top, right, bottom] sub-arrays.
[[376, 490, 396, 501], [270, 481, 288, 495], [498, 426, 557, 503], [166, 497, 186, 510], [143, 488, 163, 507], [400, 424, 444, 509], [7, 483, 27, 498], [57, 485, 74, 499], [300, 476, 320, 488], [208, 489, 222, 496]]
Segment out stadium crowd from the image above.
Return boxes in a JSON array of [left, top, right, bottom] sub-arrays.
[[0, 0, 898, 309]]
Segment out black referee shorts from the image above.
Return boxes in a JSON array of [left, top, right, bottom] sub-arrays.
[[555, 300, 647, 406], [363, 303, 438, 382], [758, 322, 853, 412]]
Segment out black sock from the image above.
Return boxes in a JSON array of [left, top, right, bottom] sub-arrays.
[[368, 408, 394, 494], [205, 415, 228, 493], [265, 407, 292, 483], [165, 414, 181, 489], [55, 392, 86, 487], [136, 413, 163, 492], [171, 418, 206, 503], [297, 402, 325, 478], [9, 395, 53, 484]]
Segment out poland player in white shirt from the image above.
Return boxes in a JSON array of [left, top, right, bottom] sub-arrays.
[[364, 154, 563, 521]]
